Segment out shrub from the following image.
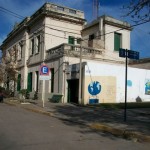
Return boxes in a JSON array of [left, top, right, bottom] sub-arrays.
[[19, 89, 30, 99]]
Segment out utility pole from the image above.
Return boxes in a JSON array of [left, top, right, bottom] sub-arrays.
[[119, 48, 139, 122], [78, 45, 82, 104], [93, 0, 100, 19], [124, 50, 128, 122]]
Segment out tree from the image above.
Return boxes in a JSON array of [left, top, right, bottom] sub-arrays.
[[0, 63, 5, 84], [0, 45, 18, 94], [123, 0, 150, 23]]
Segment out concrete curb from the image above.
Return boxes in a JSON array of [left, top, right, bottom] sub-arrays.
[[4, 101, 54, 117], [4, 100, 150, 143], [4, 101, 17, 106], [23, 107, 54, 117], [89, 123, 150, 143]]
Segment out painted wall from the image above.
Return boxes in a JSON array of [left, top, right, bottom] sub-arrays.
[[105, 24, 130, 52], [84, 62, 150, 104], [82, 18, 131, 61], [45, 18, 82, 49]]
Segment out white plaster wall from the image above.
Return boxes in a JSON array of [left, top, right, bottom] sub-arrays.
[[45, 18, 82, 49], [27, 18, 45, 64], [105, 24, 130, 51], [85, 62, 150, 103]]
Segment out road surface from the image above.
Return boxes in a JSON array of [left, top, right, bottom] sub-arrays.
[[0, 103, 149, 150]]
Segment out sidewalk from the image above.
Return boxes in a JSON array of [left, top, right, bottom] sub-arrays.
[[4, 98, 150, 143]]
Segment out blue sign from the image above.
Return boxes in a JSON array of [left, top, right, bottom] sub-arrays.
[[40, 65, 49, 75], [119, 48, 139, 60], [41, 66, 48, 74], [119, 48, 126, 58], [88, 81, 101, 95], [128, 50, 139, 60]]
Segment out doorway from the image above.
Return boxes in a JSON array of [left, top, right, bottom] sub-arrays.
[[67, 79, 79, 104]]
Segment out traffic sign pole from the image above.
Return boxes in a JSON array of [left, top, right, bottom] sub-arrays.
[[39, 64, 50, 108], [124, 50, 128, 122], [119, 48, 139, 122]]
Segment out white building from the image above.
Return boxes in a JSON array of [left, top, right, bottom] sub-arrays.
[[1, 2, 150, 104]]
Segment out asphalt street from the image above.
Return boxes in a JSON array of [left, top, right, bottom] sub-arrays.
[[0, 103, 150, 150]]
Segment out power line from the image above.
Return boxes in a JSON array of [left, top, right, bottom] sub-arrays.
[[82, 19, 150, 41], [5, 19, 149, 61], [45, 25, 81, 35], [1, 5, 149, 42], [1, 6, 150, 60], [0, 9, 23, 19], [0, 6, 24, 19]]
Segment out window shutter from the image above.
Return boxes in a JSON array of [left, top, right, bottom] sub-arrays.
[[17, 74, 21, 91], [68, 36, 74, 45], [114, 33, 121, 51], [89, 34, 95, 41], [31, 39, 34, 54], [27, 73, 32, 92], [51, 68, 54, 93]]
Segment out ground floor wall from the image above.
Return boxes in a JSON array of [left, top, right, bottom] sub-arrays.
[[15, 56, 150, 105], [84, 62, 150, 104]]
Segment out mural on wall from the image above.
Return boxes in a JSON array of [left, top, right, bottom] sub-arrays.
[[88, 81, 101, 104], [88, 81, 101, 95], [145, 79, 150, 95], [127, 80, 132, 87]]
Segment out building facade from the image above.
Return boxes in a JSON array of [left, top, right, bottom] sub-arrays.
[[1, 2, 149, 104]]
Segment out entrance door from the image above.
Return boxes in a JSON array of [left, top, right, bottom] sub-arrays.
[[67, 79, 79, 104]]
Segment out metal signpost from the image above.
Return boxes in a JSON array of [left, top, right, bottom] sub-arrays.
[[119, 48, 139, 122], [39, 64, 51, 107]]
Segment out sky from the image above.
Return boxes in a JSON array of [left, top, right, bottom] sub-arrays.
[[0, 0, 149, 58]]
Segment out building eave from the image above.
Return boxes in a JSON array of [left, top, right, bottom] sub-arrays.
[[129, 58, 150, 65], [82, 15, 132, 31]]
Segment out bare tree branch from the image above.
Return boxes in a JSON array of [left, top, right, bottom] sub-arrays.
[[123, 0, 150, 23]]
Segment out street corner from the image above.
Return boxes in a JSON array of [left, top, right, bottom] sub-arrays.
[[123, 130, 150, 143], [89, 123, 124, 137], [23, 107, 54, 117], [89, 123, 150, 143], [4, 98, 20, 106]]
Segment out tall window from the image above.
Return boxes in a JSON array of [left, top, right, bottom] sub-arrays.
[[68, 36, 75, 45], [89, 34, 95, 41], [35, 71, 39, 91], [31, 39, 34, 55], [51, 68, 54, 93], [77, 38, 81, 44], [27, 72, 32, 92], [114, 32, 122, 51], [17, 74, 21, 91], [88, 34, 95, 47], [18, 43, 23, 60], [36, 35, 40, 53]]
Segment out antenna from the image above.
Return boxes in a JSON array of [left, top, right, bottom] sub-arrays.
[[93, 0, 99, 19]]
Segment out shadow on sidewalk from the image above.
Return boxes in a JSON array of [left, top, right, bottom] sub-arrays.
[[48, 103, 150, 136]]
